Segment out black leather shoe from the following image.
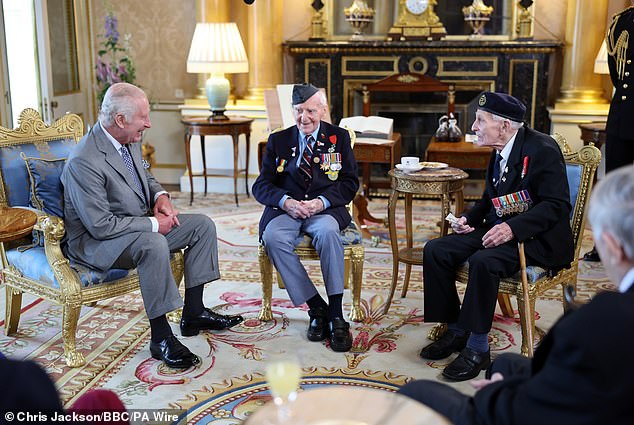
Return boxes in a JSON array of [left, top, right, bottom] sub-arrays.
[[419, 330, 469, 360], [442, 348, 491, 381], [180, 308, 244, 337], [583, 246, 601, 262], [328, 317, 353, 352], [307, 307, 328, 341], [150, 335, 201, 369]]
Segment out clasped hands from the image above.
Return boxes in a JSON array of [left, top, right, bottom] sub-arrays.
[[451, 216, 515, 248], [154, 194, 180, 234], [283, 198, 324, 219]]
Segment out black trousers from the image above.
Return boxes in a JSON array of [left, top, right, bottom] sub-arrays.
[[605, 133, 634, 173], [423, 227, 520, 334]]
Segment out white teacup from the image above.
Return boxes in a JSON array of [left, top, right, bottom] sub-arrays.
[[401, 156, 420, 168]]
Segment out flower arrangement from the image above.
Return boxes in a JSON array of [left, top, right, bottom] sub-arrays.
[[95, 11, 136, 104]]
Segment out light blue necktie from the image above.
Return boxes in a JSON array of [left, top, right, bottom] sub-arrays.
[[120, 146, 143, 195]]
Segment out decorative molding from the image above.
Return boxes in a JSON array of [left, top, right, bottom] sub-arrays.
[[342, 56, 398, 76]]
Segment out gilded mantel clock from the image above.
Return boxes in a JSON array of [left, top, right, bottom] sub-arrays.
[[387, 0, 447, 41]]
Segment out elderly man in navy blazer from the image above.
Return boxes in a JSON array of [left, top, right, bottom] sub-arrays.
[[253, 84, 359, 352], [62, 83, 243, 369], [419, 92, 573, 381]]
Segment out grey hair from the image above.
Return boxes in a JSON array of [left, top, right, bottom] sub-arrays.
[[490, 112, 524, 130], [588, 165, 634, 259], [98, 82, 146, 127]]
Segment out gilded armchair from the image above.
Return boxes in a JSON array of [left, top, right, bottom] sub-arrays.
[[430, 135, 601, 356], [0, 109, 184, 367], [257, 127, 365, 323]]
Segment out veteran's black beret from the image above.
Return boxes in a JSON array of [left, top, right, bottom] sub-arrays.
[[292, 83, 319, 105], [477, 91, 526, 123]]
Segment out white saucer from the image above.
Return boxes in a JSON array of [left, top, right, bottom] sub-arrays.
[[395, 163, 423, 172]]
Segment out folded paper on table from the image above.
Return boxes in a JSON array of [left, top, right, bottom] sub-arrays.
[[339, 116, 393, 139]]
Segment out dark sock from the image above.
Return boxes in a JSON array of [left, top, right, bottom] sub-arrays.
[[183, 284, 205, 318], [448, 323, 467, 337], [306, 294, 328, 311], [466, 332, 489, 353], [327, 293, 344, 320], [149, 315, 172, 343]]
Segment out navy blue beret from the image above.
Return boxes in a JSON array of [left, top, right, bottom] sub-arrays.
[[292, 83, 319, 105], [477, 92, 526, 123]]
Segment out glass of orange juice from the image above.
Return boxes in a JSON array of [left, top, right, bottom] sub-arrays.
[[265, 352, 302, 424]]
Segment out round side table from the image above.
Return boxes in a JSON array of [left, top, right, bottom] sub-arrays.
[[181, 116, 253, 206], [0, 207, 37, 269], [385, 167, 468, 313]]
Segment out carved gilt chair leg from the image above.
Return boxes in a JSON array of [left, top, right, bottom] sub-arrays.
[[348, 246, 365, 322], [258, 246, 274, 321], [517, 295, 536, 357], [4, 285, 22, 335], [498, 293, 514, 318], [62, 304, 85, 367], [343, 256, 351, 289]]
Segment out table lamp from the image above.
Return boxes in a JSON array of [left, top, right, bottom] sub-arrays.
[[187, 22, 248, 121]]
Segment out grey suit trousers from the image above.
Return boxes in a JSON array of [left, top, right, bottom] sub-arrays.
[[262, 213, 344, 306], [112, 213, 219, 319]]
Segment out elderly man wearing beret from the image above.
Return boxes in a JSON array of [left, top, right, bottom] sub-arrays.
[[253, 84, 359, 352], [419, 92, 574, 381]]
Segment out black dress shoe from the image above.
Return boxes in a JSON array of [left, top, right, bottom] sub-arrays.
[[180, 308, 244, 337], [419, 330, 469, 360], [328, 317, 353, 352], [150, 335, 201, 369], [442, 348, 491, 381], [583, 246, 601, 262], [307, 307, 328, 341]]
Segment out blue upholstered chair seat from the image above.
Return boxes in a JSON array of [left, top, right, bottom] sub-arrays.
[[294, 220, 363, 248], [6, 247, 132, 288], [6, 248, 181, 289]]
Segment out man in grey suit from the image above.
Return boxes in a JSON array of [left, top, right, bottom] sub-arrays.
[[61, 83, 243, 369]]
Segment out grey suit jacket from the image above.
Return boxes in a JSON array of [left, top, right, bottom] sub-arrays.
[[61, 122, 164, 272]]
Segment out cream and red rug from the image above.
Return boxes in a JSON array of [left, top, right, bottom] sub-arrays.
[[0, 193, 612, 423]]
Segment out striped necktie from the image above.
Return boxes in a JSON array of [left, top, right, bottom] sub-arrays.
[[120, 146, 144, 195], [299, 135, 314, 184]]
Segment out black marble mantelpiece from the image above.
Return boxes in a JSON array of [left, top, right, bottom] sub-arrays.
[[283, 39, 562, 133]]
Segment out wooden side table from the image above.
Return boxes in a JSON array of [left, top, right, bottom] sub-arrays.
[[385, 167, 468, 313], [0, 207, 37, 270], [181, 116, 254, 206], [425, 137, 493, 170], [579, 121, 606, 150], [353, 133, 401, 237]]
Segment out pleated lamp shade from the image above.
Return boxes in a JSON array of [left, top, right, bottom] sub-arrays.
[[187, 23, 248, 119]]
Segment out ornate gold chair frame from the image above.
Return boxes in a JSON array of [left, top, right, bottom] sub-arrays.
[[0, 109, 184, 367]]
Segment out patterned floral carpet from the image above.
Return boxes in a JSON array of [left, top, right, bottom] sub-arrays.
[[0, 192, 613, 423]]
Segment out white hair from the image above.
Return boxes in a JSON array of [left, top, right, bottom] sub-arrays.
[[588, 165, 634, 259], [490, 112, 524, 130], [98, 82, 146, 127]]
